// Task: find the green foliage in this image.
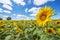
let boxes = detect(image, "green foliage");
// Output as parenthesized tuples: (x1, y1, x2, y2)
(0, 17, 3, 20)
(0, 20, 60, 40)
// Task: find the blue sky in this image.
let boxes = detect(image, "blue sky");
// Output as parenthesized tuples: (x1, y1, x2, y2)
(0, 0, 60, 20)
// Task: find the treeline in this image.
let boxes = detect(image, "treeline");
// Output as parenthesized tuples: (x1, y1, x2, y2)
(0, 17, 11, 20)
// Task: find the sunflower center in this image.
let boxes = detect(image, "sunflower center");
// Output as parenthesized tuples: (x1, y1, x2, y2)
(48, 29, 52, 33)
(57, 22, 60, 24)
(40, 15, 46, 21)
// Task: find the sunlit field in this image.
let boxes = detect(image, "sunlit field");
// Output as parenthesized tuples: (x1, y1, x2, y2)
(0, 0, 60, 39)
(0, 5, 60, 40)
(0, 20, 60, 40)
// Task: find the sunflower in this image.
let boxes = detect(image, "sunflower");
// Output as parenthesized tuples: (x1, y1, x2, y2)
(57, 28, 60, 34)
(44, 28, 56, 34)
(13, 22, 23, 34)
(36, 6, 54, 26)
(0, 26, 5, 32)
(0, 20, 5, 23)
(55, 20, 60, 26)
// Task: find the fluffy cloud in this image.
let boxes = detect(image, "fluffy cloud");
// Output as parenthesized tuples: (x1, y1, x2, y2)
(13, 14, 24, 17)
(25, 8, 28, 12)
(0, 8, 11, 13)
(3, 4, 12, 10)
(3, 15, 9, 20)
(0, 0, 12, 6)
(0, 14, 2, 17)
(3, 10, 11, 13)
(25, 7, 41, 16)
(13, 14, 16, 16)
(3, 15, 8, 18)
(23, 7, 41, 20)
(30, 13, 36, 16)
(28, 7, 41, 14)
(0, 14, 9, 20)
(16, 16, 35, 20)
(33, 0, 55, 6)
(12, 14, 26, 20)
(0, 13, 35, 20)
(0, 8, 3, 12)
(0, 0, 12, 14)
(12, 14, 35, 20)
(17, 14, 25, 17)
(13, 0, 26, 6)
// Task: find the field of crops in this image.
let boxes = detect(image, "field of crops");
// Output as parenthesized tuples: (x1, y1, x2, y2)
(0, 20, 60, 40)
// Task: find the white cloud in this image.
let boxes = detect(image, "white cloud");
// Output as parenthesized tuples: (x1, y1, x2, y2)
(33, 0, 55, 6)
(30, 13, 36, 16)
(13, 0, 26, 6)
(25, 8, 28, 12)
(17, 14, 24, 17)
(3, 4, 12, 10)
(28, 7, 41, 14)
(0, 14, 2, 17)
(0, 0, 12, 13)
(24, 17, 35, 20)
(16, 14, 36, 20)
(0, 8, 11, 14)
(3, 15, 8, 18)
(13, 14, 25, 17)
(12, 14, 35, 20)
(16, 16, 35, 20)
(0, 8, 3, 12)
(13, 14, 16, 16)
(3, 15, 9, 20)
(3, 10, 11, 13)
(25, 7, 41, 16)
(0, 14, 9, 20)
(0, 0, 12, 6)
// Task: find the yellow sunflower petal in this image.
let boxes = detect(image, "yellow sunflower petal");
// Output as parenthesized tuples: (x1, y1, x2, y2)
(55, 20, 60, 26)
(13, 22, 23, 34)
(57, 28, 60, 34)
(36, 6, 54, 26)
(44, 28, 56, 34)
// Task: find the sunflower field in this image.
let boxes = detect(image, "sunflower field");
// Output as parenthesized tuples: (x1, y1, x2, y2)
(0, 6, 60, 40)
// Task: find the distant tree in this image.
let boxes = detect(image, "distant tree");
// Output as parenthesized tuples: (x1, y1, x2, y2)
(0, 18, 3, 20)
(7, 17, 11, 20)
